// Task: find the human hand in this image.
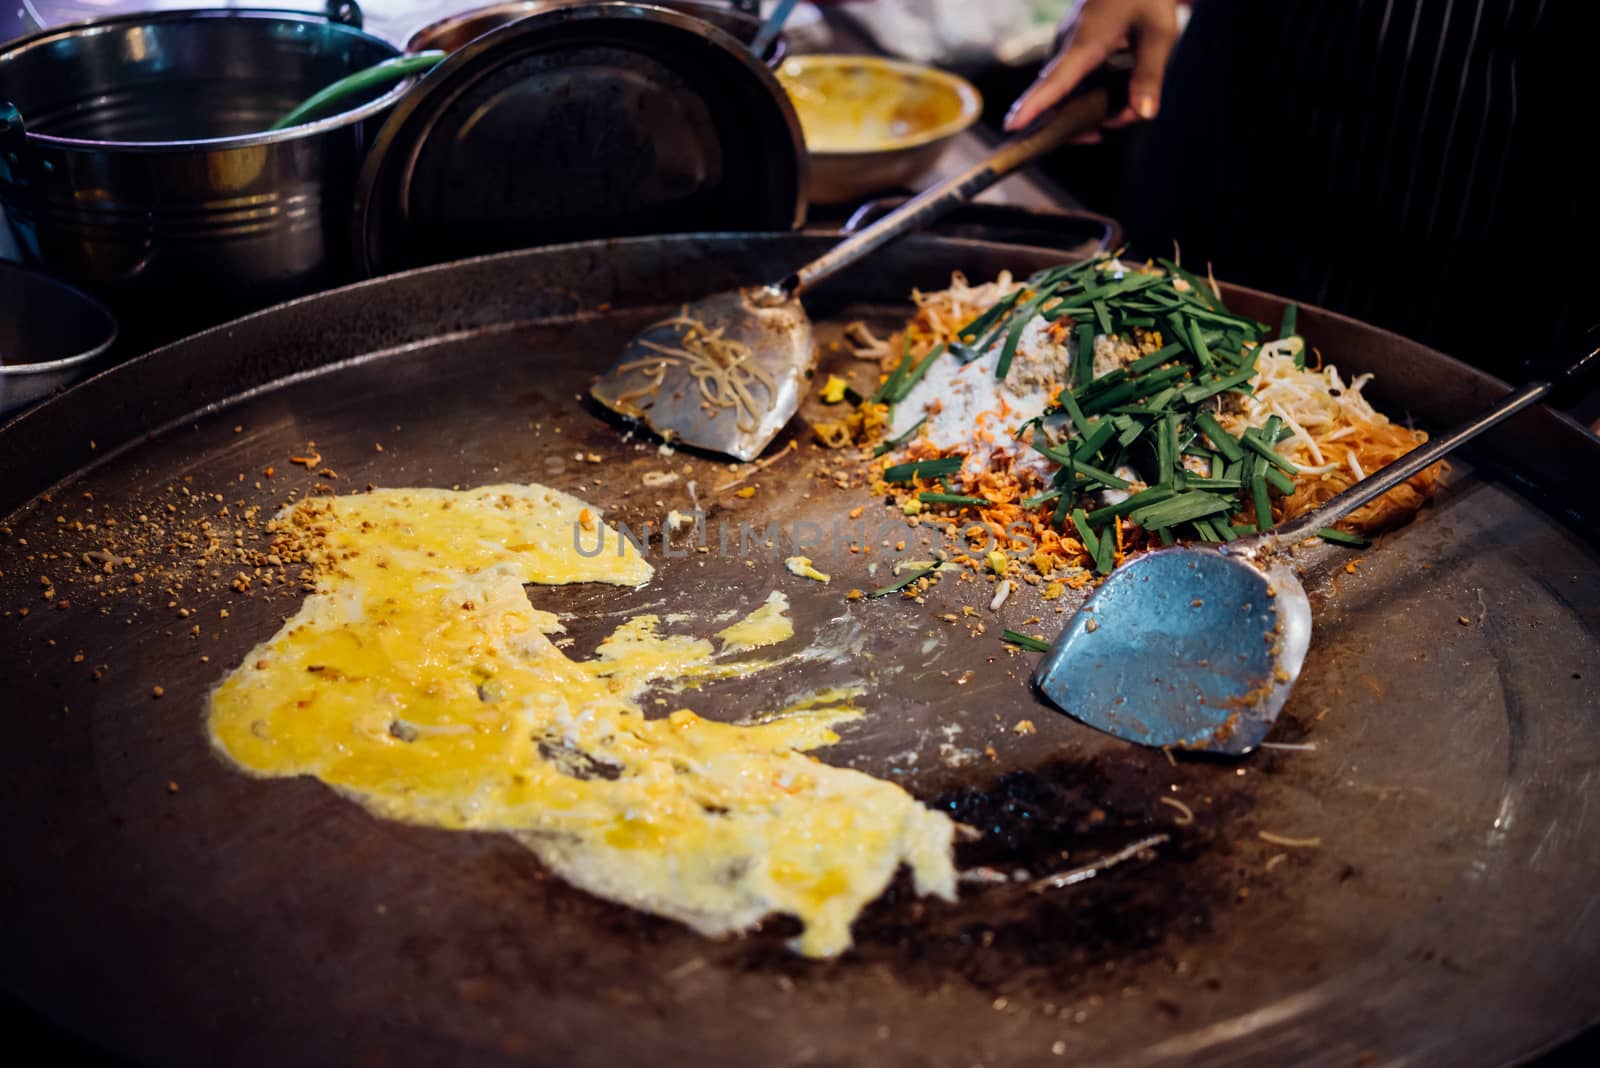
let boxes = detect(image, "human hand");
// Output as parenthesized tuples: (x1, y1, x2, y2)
(1004, 0, 1179, 134)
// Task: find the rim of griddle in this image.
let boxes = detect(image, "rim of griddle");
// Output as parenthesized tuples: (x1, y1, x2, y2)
(3, 231, 1595, 549)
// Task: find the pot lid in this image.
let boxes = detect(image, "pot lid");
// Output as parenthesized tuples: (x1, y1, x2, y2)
(355, 2, 808, 277)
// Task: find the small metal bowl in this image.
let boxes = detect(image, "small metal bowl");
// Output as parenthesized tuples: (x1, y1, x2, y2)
(0, 262, 118, 417)
(776, 54, 982, 205)
(406, 1, 787, 66)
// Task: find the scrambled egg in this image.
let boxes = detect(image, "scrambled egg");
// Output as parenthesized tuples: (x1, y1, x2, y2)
(784, 555, 832, 584)
(777, 58, 966, 153)
(209, 483, 955, 957)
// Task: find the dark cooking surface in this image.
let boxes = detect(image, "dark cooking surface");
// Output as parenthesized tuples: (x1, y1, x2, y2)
(1, 235, 1597, 1067)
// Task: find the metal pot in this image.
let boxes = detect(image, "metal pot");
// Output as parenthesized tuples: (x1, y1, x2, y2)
(0, 4, 408, 341)
(405, 1, 787, 66)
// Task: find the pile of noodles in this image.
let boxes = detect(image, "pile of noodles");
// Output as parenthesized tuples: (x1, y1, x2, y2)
(1226, 341, 1445, 533)
(874, 278, 1443, 539)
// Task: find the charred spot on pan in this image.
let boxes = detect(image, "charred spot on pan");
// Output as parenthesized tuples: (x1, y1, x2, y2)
(741, 756, 1258, 999)
(939, 758, 1184, 876)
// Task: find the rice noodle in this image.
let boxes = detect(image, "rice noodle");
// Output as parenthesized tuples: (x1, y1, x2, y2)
(910, 271, 1023, 340)
(614, 309, 778, 433)
(1223, 349, 1445, 533)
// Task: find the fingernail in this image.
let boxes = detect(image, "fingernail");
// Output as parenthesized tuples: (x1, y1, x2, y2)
(1136, 96, 1158, 120)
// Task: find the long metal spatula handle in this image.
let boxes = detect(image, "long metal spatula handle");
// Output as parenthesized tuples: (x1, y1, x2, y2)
(1271, 338, 1600, 546)
(777, 58, 1132, 300)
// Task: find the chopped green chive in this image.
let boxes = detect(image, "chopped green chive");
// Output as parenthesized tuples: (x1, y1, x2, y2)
(1073, 323, 1097, 389)
(995, 315, 1028, 381)
(1317, 528, 1371, 548)
(1056, 383, 1094, 437)
(1191, 323, 1216, 371)
(873, 415, 928, 457)
(1093, 525, 1117, 573)
(1194, 411, 1244, 463)
(918, 492, 991, 507)
(1002, 629, 1052, 653)
(1264, 466, 1296, 495)
(1071, 457, 1132, 490)
(1240, 429, 1300, 474)
(1092, 299, 1113, 336)
(1052, 487, 1074, 527)
(1156, 413, 1176, 488)
(1181, 364, 1258, 405)
(1081, 379, 1138, 414)
(867, 563, 949, 599)
(1184, 476, 1245, 491)
(1128, 363, 1194, 401)
(1086, 485, 1176, 525)
(1278, 303, 1298, 341)
(1128, 491, 1234, 530)
(868, 334, 913, 404)
(956, 290, 1022, 346)
(883, 456, 964, 483)
(1250, 473, 1272, 530)
(1073, 419, 1116, 462)
(1070, 508, 1101, 557)
(1127, 342, 1185, 374)
(888, 342, 948, 403)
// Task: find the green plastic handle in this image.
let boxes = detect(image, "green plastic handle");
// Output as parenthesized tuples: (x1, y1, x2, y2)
(269, 51, 445, 131)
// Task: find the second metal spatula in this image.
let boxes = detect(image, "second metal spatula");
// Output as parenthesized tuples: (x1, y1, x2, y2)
(1033, 337, 1600, 755)
(591, 55, 1133, 461)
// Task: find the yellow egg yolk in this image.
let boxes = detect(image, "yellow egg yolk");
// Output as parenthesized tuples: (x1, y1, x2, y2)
(208, 483, 955, 957)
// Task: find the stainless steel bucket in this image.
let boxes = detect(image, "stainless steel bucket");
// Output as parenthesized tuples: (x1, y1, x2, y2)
(0, 6, 407, 340)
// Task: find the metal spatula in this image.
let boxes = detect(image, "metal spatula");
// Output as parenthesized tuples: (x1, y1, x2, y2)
(1033, 339, 1600, 755)
(590, 55, 1133, 461)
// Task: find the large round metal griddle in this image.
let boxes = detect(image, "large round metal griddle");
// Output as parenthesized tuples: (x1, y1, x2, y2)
(1, 234, 1597, 1068)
